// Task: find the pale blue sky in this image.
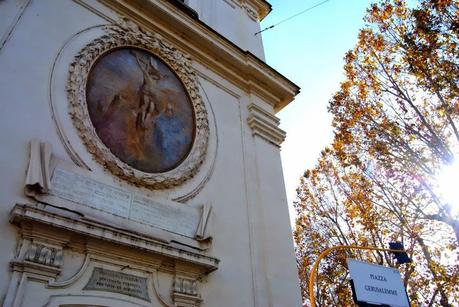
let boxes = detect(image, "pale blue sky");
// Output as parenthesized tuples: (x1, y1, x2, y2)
(261, 0, 376, 222)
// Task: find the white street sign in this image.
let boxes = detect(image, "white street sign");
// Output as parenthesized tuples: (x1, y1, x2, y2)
(347, 259, 410, 307)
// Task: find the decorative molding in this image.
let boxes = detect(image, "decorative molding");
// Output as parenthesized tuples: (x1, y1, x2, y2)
(242, 2, 258, 21)
(24, 243, 63, 268)
(7, 240, 63, 302)
(48, 255, 91, 289)
(173, 276, 199, 296)
(222, 0, 239, 9)
(223, 0, 271, 21)
(48, 24, 104, 171)
(10, 203, 220, 274)
(172, 79, 219, 203)
(8, 203, 219, 306)
(97, 0, 299, 112)
(67, 19, 209, 189)
(245, 0, 271, 21)
(172, 276, 202, 307)
(10, 260, 62, 279)
(247, 103, 286, 147)
(152, 270, 175, 307)
(50, 25, 218, 202)
(22, 139, 214, 249)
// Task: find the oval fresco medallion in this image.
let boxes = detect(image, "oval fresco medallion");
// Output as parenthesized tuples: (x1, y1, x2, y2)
(86, 48, 195, 173)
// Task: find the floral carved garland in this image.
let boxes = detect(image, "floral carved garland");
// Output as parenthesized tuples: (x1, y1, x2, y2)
(67, 20, 209, 189)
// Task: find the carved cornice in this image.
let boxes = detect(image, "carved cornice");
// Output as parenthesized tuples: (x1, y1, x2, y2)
(97, 0, 299, 112)
(246, 0, 272, 21)
(10, 261, 62, 279)
(247, 103, 286, 146)
(229, 0, 272, 21)
(67, 20, 209, 189)
(222, 0, 269, 21)
(242, 2, 259, 21)
(10, 204, 220, 275)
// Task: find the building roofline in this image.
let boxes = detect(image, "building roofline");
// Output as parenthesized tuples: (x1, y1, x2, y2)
(100, 0, 299, 112)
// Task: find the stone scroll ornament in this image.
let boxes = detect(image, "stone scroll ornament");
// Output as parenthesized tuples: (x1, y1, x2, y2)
(67, 19, 209, 189)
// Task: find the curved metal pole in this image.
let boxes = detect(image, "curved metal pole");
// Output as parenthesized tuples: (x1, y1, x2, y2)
(308, 245, 405, 307)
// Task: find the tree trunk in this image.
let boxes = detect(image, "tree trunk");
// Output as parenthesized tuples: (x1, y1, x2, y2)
(415, 236, 451, 306)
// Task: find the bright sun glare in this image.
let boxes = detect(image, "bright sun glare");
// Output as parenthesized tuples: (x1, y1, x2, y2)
(437, 161, 459, 215)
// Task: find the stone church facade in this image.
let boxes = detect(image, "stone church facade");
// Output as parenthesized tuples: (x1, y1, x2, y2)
(0, 0, 301, 306)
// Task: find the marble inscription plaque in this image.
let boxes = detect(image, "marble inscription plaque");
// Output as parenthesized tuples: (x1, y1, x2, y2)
(84, 268, 150, 301)
(50, 167, 201, 238)
(130, 195, 200, 238)
(51, 168, 131, 217)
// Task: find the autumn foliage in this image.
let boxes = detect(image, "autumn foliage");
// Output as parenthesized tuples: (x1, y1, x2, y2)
(294, 0, 459, 305)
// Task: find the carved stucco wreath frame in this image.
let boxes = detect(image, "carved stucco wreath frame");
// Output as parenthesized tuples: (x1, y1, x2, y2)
(67, 20, 209, 189)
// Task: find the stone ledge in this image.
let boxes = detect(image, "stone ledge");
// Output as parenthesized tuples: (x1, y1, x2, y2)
(97, 0, 299, 112)
(10, 203, 219, 275)
(248, 103, 286, 146)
